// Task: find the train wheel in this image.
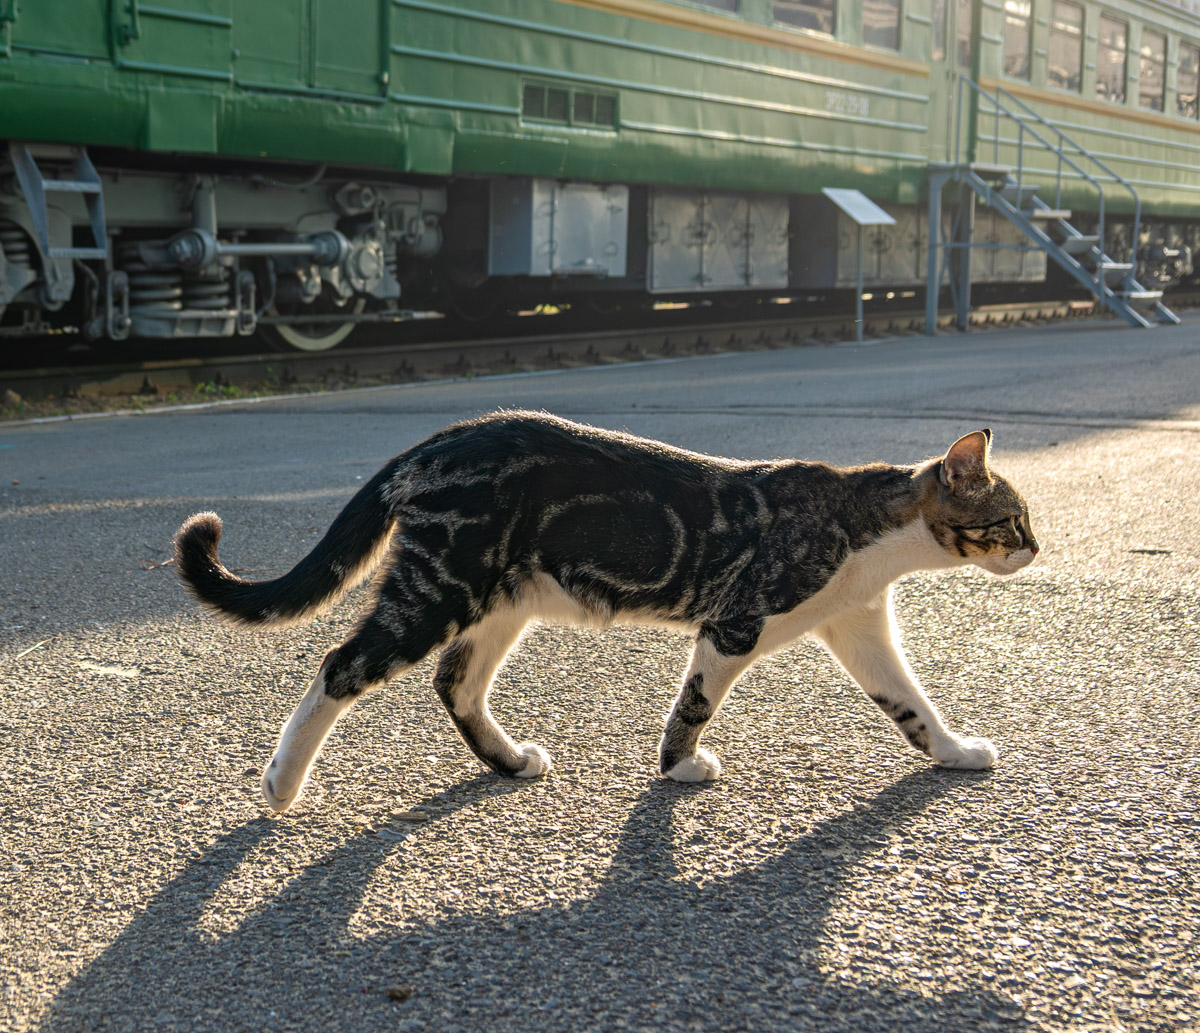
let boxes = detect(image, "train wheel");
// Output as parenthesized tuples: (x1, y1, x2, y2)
(264, 298, 366, 352)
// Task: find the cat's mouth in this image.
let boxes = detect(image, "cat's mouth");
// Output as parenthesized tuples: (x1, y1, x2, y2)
(977, 548, 1038, 576)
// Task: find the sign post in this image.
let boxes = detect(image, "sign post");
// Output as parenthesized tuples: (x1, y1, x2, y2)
(821, 188, 896, 345)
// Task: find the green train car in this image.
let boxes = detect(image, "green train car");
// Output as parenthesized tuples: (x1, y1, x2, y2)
(2, 0, 1198, 348)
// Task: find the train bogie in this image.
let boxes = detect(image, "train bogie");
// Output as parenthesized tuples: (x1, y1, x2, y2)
(0, 142, 445, 344)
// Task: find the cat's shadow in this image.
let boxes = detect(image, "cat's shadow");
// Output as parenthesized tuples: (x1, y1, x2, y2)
(39, 769, 1029, 1032)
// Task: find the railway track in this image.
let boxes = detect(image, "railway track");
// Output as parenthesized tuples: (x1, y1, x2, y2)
(0, 295, 1170, 420)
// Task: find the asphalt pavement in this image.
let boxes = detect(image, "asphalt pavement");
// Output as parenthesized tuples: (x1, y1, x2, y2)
(1, 314, 1197, 1032)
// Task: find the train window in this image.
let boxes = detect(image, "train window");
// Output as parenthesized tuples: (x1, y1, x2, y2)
(956, 0, 973, 69)
(774, 0, 835, 36)
(1003, 0, 1032, 79)
(1178, 42, 1200, 119)
(931, 0, 946, 60)
(1139, 30, 1166, 111)
(1096, 16, 1127, 103)
(1048, 1, 1083, 92)
(863, 0, 900, 49)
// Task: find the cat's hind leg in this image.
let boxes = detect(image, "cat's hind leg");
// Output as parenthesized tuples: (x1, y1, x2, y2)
(433, 608, 550, 778)
(659, 635, 753, 782)
(262, 613, 442, 812)
(814, 592, 997, 770)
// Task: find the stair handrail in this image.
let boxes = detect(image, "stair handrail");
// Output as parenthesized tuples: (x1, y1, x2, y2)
(978, 78, 1141, 213)
(954, 76, 1145, 291)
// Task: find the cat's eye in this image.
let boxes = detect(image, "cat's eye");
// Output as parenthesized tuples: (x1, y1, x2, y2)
(950, 517, 1017, 533)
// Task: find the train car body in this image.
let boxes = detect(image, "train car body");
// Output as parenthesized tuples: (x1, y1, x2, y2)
(1, 0, 1198, 347)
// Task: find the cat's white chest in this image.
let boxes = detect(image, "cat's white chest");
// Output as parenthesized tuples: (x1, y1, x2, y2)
(754, 518, 955, 656)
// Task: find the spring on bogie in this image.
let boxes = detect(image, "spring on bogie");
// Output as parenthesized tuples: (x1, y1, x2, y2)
(183, 267, 230, 310)
(0, 223, 33, 268)
(121, 244, 183, 311)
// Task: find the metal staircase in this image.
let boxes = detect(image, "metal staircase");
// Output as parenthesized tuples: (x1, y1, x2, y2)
(9, 142, 108, 263)
(926, 77, 1180, 331)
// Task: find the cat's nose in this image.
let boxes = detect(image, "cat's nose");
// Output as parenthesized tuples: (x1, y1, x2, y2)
(1028, 539, 1040, 556)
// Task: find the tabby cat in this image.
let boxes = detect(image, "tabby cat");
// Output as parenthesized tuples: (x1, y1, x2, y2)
(175, 411, 1038, 813)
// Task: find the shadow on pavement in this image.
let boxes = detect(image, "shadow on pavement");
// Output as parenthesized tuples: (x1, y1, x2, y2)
(40, 770, 1030, 1033)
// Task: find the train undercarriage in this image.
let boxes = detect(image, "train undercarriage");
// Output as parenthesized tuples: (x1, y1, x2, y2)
(1, 142, 1194, 351)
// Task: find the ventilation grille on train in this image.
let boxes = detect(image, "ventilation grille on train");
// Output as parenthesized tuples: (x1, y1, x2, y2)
(522, 83, 616, 127)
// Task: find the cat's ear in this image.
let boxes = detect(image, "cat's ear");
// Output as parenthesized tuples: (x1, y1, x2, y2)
(940, 429, 992, 488)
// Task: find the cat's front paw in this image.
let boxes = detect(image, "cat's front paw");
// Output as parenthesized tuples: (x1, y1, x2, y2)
(932, 735, 998, 771)
(664, 747, 723, 783)
(261, 760, 302, 814)
(514, 742, 552, 778)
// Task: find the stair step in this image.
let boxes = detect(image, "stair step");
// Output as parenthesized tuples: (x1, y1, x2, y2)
(1060, 235, 1099, 256)
(999, 182, 1040, 206)
(1096, 262, 1132, 286)
(39, 179, 102, 195)
(1027, 208, 1072, 221)
(1121, 290, 1163, 311)
(969, 162, 1014, 181)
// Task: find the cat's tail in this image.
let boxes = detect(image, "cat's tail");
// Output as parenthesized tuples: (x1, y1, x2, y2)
(174, 461, 400, 628)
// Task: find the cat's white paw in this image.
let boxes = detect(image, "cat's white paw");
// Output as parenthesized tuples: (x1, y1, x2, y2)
(514, 742, 552, 778)
(261, 760, 302, 814)
(664, 747, 723, 783)
(933, 735, 998, 770)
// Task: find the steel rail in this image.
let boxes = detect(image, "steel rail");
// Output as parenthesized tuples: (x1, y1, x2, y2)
(0, 299, 1121, 409)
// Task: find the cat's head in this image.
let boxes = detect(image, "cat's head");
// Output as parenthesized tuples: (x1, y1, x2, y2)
(923, 429, 1038, 576)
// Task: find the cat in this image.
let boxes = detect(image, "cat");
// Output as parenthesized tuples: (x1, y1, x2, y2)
(174, 410, 1038, 813)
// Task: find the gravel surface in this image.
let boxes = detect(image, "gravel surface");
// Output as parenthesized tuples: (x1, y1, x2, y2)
(1, 316, 1197, 1032)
